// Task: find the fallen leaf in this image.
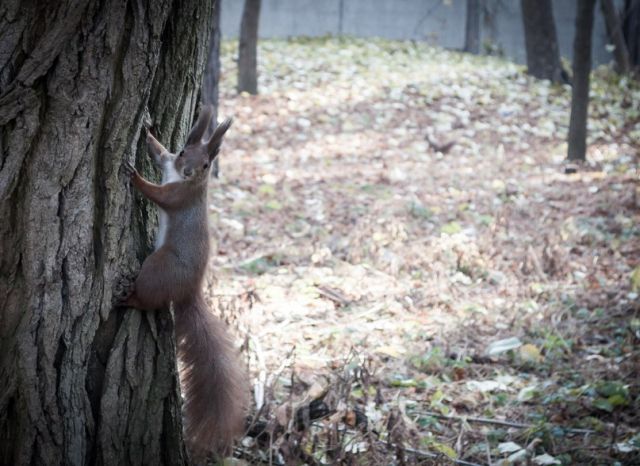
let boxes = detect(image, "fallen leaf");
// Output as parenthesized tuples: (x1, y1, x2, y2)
(441, 221, 462, 235)
(374, 345, 407, 358)
(519, 343, 542, 363)
(486, 337, 522, 356)
(498, 441, 522, 454)
(533, 453, 561, 465)
(517, 385, 539, 403)
(466, 380, 507, 393)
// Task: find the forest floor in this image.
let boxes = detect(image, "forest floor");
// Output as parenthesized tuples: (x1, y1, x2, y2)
(207, 38, 640, 465)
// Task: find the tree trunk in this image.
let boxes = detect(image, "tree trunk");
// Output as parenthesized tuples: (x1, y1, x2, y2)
(464, 0, 481, 54)
(568, 0, 597, 162)
(0, 0, 213, 464)
(601, 0, 631, 73)
(622, 0, 640, 69)
(521, 0, 566, 82)
(203, 0, 222, 177)
(237, 0, 262, 95)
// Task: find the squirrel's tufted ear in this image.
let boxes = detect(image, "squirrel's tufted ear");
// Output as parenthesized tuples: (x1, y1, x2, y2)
(186, 105, 213, 146)
(146, 130, 169, 162)
(206, 117, 232, 161)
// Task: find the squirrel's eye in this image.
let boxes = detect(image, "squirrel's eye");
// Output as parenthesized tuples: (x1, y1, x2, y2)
(178, 150, 184, 157)
(203, 163, 209, 169)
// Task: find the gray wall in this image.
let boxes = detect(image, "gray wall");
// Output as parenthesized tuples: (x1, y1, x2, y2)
(221, 0, 618, 67)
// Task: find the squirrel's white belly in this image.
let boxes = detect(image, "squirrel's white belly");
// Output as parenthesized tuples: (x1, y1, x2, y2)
(155, 158, 182, 250)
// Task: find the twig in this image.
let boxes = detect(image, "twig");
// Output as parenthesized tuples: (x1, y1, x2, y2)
(329, 423, 484, 466)
(417, 411, 595, 435)
(484, 435, 492, 466)
(398, 444, 483, 466)
(610, 411, 620, 450)
(425, 133, 456, 154)
(526, 245, 548, 283)
(314, 284, 351, 307)
(302, 421, 484, 466)
(554, 445, 609, 455)
(234, 446, 285, 466)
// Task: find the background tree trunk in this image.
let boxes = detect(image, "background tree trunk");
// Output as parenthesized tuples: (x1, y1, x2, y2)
(203, 0, 223, 177)
(238, 0, 262, 95)
(521, 0, 566, 82)
(600, 0, 631, 73)
(568, 0, 597, 162)
(0, 0, 213, 464)
(622, 0, 640, 70)
(464, 0, 481, 54)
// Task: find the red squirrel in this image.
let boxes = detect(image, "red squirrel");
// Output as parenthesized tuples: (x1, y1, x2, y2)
(121, 106, 247, 455)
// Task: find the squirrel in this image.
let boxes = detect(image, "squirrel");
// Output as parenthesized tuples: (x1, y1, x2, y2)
(120, 106, 247, 456)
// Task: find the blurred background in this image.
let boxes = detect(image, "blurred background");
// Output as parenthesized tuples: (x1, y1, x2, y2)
(221, 0, 626, 66)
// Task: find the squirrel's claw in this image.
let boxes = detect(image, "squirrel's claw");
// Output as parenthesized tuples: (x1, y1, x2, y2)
(122, 161, 138, 181)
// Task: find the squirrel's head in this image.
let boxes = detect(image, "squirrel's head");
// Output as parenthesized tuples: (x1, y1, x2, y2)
(146, 106, 232, 183)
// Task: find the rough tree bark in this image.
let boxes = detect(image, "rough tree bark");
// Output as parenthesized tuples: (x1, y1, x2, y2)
(203, 0, 222, 177)
(0, 0, 213, 465)
(464, 0, 481, 54)
(601, 0, 631, 73)
(568, 0, 597, 162)
(238, 0, 262, 95)
(521, 0, 566, 82)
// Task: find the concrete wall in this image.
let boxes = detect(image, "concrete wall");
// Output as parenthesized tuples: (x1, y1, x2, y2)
(221, 0, 619, 67)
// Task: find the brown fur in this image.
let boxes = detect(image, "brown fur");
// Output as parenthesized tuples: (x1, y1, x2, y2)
(121, 109, 246, 455)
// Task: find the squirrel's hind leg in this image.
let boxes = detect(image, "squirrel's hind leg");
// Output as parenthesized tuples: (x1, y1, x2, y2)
(113, 276, 156, 311)
(121, 291, 147, 311)
(113, 276, 151, 311)
(128, 247, 179, 311)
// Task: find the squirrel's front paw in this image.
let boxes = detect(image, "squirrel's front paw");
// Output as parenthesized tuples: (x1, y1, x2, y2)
(122, 161, 138, 182)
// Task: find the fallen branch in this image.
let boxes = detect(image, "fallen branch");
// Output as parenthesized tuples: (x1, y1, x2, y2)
(234, 435, 484, 466)
(328, 424, 484, 466)
(425, 133, 456, 154)
(314, 284, 351, 307)
(417, 411, 595, 435)
(387, 443, 483, 466)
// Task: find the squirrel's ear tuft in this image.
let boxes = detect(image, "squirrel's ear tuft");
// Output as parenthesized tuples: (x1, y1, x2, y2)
(147, 131, 168, 161)
(206, 117, 233, 161)
(186, 105, 214, 146)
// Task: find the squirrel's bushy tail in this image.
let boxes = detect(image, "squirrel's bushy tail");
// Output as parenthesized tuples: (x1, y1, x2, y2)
(175, 293, 247, 455)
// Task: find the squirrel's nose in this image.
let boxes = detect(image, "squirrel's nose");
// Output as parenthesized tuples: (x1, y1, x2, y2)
(184, 168, 193, 177)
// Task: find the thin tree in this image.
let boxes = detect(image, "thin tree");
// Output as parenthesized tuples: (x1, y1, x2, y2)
(601, 0, 631, 73)
(464, 0, 481, 54)
(0, 0, 215, 463)
(521, 0, 566, 82)
(238, 0, 262, 95)
(203, 0, 223, 177)
(568, 0, 597, 162)
(622, 0, 640, 69)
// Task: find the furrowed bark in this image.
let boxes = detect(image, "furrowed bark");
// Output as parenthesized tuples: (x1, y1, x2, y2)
(0, 0, 213, 464)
